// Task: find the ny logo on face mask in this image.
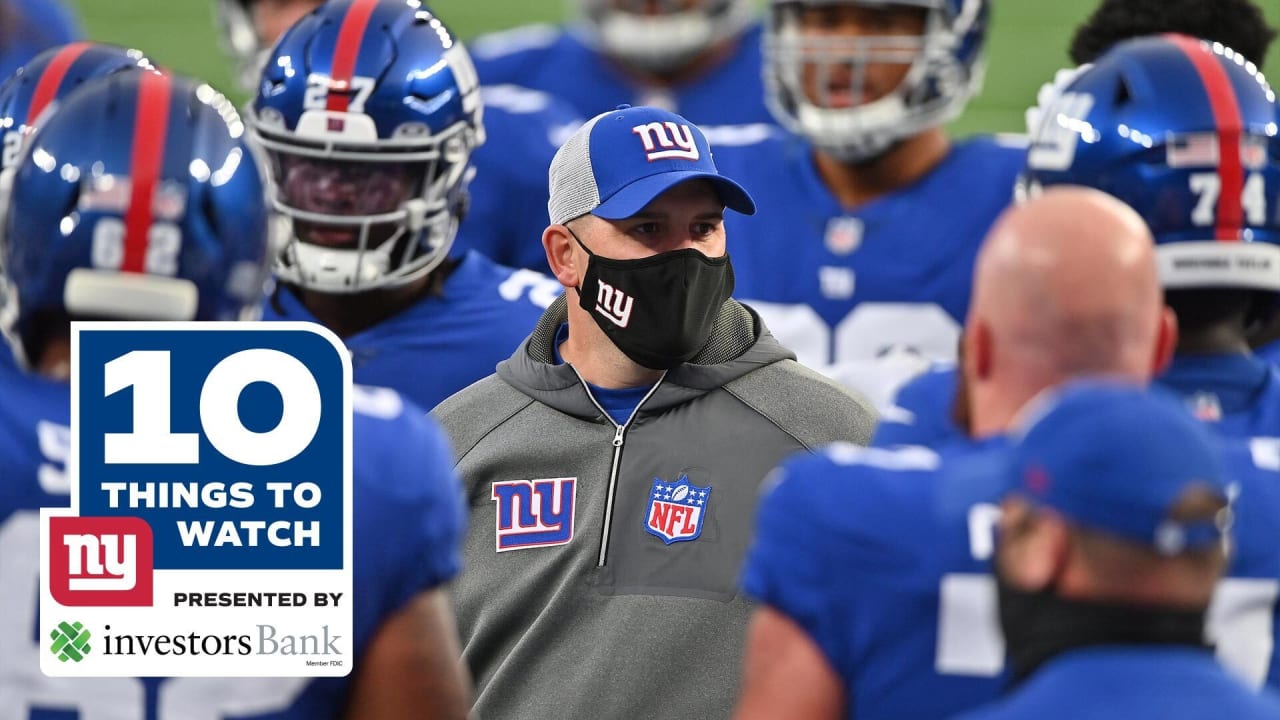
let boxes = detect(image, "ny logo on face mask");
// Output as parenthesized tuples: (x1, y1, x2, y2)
(596, 280, 634, 328)
(631, 121, 700, 162)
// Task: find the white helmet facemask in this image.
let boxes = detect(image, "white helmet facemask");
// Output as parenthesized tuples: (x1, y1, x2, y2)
(766, 0, 985, 162)
(249, 107, 478, 294)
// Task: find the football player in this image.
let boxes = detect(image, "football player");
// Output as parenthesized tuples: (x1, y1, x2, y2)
(0, 42, 153, 370)
(248, 0, 565, 411)
(0, 42, 152, 173)
(216, 0, 583, 273)
(736, 186, 1176, 720)
(877, 0, 1279, 446)
(865, 33, 1280, 696)
(0, 68, 471, 718)
(711, 0, 1024, 411)
(469, 0, 772, 125)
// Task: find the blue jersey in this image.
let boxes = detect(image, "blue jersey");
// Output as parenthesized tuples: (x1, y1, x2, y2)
(0, 362, 467, 718)
(0, 0, 80, 83)
(1158, 353, 1280, 438)
(954, 648, 1280, 720)
(745, 434, 1280, 719)
(1214, 438, 1280, 689)
(874, 362, 964, 448)
(1258, 339, 1280, 366)
(469, 23, 773, 126)
(455, 86, 583, 274)
(743, 439, 1012, 720)
(263, 251, 561, 411)
(879, 352, 1280, 447)
(713, 131, 1024, 408)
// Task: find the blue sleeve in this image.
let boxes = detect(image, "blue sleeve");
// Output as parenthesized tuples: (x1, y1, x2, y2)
(741, 453, 847, 670)
(0, 0, 82, 80)
(352, 393, 466, 630)
(469, 25, 561, 87)
(874, 365, 965, 447)
(17, 0, 80, 42)
(1257, 339, 1280, 367)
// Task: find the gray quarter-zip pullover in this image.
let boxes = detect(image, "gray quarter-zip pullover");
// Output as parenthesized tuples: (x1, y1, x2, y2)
(434, 296, 876, 720)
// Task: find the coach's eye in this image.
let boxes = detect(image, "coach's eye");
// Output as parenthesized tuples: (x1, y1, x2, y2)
(692, 221, 719, 237)
(630, 222, 661, 236)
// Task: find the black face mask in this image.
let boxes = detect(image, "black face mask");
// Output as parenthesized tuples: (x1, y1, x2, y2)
(570, 229, 734, 370)
(997, 572, 1210, 686)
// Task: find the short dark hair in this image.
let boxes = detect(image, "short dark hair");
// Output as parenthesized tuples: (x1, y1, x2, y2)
(1070, 0, 1277, 67)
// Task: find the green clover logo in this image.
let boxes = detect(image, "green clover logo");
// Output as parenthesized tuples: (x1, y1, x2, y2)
(50, 620, 91, 663)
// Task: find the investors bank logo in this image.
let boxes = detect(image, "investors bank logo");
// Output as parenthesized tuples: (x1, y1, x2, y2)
(50, 620, 91, 663)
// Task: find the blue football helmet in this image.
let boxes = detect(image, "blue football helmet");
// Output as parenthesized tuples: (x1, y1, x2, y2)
(0, 70, 272, 368)
(248, 0, 484, 294)
(1024, 34, 1280, 292)
(0, 42, 152, 171)
(577, 0, 756, 72)
(765, 0, 988, 162)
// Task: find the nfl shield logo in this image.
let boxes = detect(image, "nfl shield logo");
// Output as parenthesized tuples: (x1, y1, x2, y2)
(825, 216, 863, 255)
(1188, 393, 1223, 423)
(644, 475, 710, 545)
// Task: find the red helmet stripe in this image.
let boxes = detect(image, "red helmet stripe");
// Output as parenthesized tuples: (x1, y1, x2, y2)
(121, 71, 172, 274)
(26, 41, 92, 126)
(1168, 34, 1245, 242)
(327, 0, 380, 113)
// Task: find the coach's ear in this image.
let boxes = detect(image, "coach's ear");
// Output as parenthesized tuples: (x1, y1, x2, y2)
(964, 322, 993, 383)
(543, 223, 580, 291)
(1151, 305, 1178, 376)
(997, 497, 1068, 593)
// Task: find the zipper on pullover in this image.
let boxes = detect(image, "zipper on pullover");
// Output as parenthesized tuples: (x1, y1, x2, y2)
(569, 368, 666, 567)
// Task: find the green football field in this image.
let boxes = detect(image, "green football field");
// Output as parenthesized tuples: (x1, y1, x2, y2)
(68, 0, 1280, 137)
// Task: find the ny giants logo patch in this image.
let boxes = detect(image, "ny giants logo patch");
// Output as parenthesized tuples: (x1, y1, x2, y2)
(491, 477, 576, 552)
(644, 475, 710, 544)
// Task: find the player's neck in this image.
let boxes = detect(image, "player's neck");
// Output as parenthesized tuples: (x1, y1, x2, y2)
(610, 35, 739, 88)
(296, 261, 452, 339)
(812, 128, 951, 209)
(1175, 322, 1252, 356)
(561, 305, 664, 390)
(36, 335, 72, 381)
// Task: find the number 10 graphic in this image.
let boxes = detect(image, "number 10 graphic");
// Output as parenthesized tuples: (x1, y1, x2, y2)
(104, 348, 322, 467)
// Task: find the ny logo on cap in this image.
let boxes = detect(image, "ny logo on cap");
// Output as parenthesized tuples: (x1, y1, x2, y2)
(632, 122, 700, 162)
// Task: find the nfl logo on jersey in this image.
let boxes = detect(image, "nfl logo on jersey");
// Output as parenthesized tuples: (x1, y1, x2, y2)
(824, 216, 863, 255)
(644, 475, 711, 545)
(1187, 392, 1223, 423)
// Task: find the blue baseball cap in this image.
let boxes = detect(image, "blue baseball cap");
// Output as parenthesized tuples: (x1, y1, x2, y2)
(1006, 381, 1231, 556)
(547, 105, 756, 225)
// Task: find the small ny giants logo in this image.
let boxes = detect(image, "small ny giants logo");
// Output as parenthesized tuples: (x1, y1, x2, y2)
(595, 280, 634, 328)
(632, 121, 700, 162)
(491, 478, 576, 552)
(49, 516, 154, 607)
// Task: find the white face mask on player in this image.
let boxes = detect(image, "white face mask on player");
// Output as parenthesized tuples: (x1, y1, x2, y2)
(577, 0, 756, 72)
(764, 0, 988, 162)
